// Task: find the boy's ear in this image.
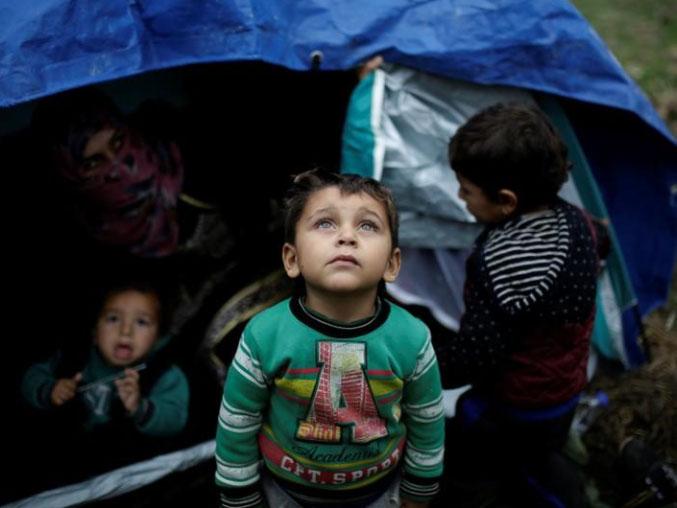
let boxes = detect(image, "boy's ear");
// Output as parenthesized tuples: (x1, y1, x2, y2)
(383, 247, 401, 283)
(282, 243, 301, 279)
(497, 189, 518, 217)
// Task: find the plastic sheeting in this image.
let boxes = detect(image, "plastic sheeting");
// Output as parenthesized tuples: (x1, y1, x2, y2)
(344, 65, 534, 248)
(387, 247, 470, 331)
(0, 0, 674, 144)
(3, 440, 215, 508)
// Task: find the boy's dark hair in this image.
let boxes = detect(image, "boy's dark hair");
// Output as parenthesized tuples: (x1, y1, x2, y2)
(448, 102, 570, 212)
(283, 169, 399, 249)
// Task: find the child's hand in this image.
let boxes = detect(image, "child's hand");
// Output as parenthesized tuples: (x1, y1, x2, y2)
(51, 372, 82, 406)
(357, 55, 383, 80)
(115, 368, 141, 415)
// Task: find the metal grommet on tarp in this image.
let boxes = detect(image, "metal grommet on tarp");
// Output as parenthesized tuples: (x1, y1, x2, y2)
(310, 50, 323, 70)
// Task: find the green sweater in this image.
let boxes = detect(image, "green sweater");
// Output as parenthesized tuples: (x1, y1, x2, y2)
(215, 298, 444, 506)
(21, 346, 189, 437)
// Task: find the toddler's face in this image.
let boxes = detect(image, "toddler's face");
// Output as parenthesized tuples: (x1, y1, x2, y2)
(95, 290, 160, 367)
(456, 173, 506, 224)
(283, 186, 400, 296)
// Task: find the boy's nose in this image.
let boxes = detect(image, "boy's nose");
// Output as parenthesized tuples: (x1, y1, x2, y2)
(337, 228, 357, 246)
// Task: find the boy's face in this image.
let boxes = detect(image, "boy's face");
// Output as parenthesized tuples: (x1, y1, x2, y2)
(282, 187, 400, 298)
(95, 290, 160, 367)
(456, 173, 508, 224)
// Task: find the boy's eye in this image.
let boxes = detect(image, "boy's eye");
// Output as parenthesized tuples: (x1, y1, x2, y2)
(359, 221, 378, 232)
(315, 219, 334, 229)
(136, 317, 151, 327)
(104, 313, 120, 324)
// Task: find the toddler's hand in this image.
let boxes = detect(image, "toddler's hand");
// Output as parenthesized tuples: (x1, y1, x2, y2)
(115, 368, 141, 415)
(51, 372, 82, 406)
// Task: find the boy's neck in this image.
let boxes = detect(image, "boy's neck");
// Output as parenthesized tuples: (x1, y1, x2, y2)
(304, 288, 379, 323)
(500, 203, 553, 224)
(518, 202, 555, 217)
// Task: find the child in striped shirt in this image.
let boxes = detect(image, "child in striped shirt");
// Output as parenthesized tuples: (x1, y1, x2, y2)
(444, 102, 607, 506)
(215, 170, 444, 508)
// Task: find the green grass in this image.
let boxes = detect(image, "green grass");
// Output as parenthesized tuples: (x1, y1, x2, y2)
(570, 0, 677, 134)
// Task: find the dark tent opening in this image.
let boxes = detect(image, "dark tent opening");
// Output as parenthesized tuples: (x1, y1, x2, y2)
(1, 61, 360, 506)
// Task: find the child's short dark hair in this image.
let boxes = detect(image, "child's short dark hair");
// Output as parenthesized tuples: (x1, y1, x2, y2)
(448, 102, 570, 212)
(284, 169, 399, 249)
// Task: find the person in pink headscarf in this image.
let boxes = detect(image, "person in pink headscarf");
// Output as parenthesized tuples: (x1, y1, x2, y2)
(32, 88, 185, 258)
(30, 87, 277, 348)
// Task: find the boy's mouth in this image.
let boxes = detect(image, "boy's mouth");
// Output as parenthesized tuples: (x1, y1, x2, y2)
(113, 344, 133, 360)
(330, 255, 359, 266)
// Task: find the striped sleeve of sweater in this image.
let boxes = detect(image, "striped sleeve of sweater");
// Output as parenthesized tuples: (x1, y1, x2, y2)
(215, 328, 269, 508)
(445, 205, 576, 387)
(481, 207, 571, 316)
(400, 328, 445, 502)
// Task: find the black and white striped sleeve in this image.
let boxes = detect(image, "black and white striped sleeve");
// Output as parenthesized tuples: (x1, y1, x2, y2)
(443, 209, 571, 387)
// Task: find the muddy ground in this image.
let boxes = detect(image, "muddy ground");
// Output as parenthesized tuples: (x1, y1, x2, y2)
(582, 285, 677, 506)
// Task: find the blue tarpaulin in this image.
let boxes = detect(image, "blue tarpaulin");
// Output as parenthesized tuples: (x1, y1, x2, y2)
(0, 0, 673, 141)
(0, 0, 675, 316)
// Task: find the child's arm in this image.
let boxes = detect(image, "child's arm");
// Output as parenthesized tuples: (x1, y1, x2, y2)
(216, 328, 270, 508)
(122, 366, 189, 437)
(21, 354, 82, 409)
(401, 332, 445, 506)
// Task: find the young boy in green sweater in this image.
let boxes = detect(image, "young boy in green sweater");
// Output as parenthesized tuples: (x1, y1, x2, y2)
(215, 170, 444, 507)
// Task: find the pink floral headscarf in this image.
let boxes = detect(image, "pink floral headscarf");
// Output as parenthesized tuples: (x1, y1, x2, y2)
(56, 125, 184, 258)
